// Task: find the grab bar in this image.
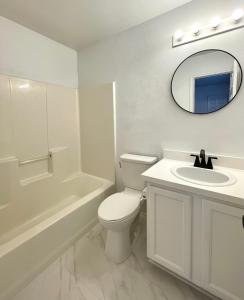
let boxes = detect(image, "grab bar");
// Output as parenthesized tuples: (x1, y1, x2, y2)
(19, 152, 52, 166)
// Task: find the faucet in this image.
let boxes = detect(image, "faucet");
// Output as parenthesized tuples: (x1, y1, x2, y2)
(191, 149, 218, 169)
(200, 149, 207, 168)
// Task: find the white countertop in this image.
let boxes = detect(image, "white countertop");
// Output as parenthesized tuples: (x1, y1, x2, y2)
(142, 159, 244, 207)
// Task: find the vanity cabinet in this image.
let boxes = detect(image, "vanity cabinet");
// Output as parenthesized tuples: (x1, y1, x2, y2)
(147, 187, 192, 279)
(147, 185, 244, 300)
(201, 200, 244, 300)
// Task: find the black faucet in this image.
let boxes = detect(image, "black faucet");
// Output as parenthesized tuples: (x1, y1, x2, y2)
(200, 149, 207, 168)
(191, 149, 218, 169)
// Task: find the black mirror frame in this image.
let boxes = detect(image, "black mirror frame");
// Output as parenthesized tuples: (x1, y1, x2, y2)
(171, 49, 243, 115)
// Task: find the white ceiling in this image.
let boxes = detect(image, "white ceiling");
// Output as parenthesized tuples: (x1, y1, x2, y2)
(0, 0, 191, 50)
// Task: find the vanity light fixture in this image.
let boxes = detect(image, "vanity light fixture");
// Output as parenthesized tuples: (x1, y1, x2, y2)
(211, 16, 221, 29)
(172, 8, 244, 47)
(174, 29, 184, 41)
(232, 9, 244, 23)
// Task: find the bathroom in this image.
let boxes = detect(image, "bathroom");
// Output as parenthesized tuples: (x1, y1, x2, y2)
(0, 0, 243, 299)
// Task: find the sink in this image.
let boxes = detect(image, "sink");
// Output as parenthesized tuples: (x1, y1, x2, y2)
(171, 165, 236, 187)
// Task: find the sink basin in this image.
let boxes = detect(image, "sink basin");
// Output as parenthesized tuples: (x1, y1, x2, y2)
(171, 165, 236, 187)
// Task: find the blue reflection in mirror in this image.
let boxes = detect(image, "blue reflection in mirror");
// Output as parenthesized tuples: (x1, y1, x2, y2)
(194, 73, 231, 114)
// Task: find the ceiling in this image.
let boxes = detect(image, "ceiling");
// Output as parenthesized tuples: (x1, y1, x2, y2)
(0, 0, 192, 50)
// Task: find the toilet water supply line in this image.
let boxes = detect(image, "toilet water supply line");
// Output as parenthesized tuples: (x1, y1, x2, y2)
(140, 187, 148, 204)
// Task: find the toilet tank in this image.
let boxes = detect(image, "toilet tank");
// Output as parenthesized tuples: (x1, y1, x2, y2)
(120, 154, 157, 191)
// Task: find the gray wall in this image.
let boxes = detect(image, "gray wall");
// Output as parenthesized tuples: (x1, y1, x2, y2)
(78, 0, 244, 185)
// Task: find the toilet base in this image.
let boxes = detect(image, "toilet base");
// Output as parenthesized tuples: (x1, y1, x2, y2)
(105, 228, 131, 263)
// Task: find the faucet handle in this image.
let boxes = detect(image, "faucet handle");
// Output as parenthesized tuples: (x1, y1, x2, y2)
(207, 156, 218, 169)
(190, 154, 201, 167)
(200, 149, 205, 157)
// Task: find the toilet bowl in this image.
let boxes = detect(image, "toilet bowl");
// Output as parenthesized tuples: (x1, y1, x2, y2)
(98, 188, 142, 263)
(98, 153, 157, 264)
(98, 153, 157, 263)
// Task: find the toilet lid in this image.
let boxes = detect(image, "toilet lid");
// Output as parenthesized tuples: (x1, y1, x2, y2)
(98, 192, 140, 221)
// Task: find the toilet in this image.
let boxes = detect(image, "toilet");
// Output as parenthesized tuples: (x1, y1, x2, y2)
(98, 153, 157, 263)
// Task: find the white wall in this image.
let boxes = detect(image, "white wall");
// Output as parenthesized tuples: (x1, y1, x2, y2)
(78, 0, 244, 180)
(0, 17, 78, 88)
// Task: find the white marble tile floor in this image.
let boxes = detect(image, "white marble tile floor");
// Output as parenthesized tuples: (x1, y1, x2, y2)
(12, 215, 212, 300)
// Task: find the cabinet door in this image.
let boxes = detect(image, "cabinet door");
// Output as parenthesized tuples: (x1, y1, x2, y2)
(202, 200, 244, 300)
(147, 186, 192, 279)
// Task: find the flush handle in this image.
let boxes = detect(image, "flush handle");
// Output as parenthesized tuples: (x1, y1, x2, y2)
(242, 215, 244, 229)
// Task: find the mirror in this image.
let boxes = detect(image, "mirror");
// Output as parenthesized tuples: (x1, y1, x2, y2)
(171, 50, 242, 114)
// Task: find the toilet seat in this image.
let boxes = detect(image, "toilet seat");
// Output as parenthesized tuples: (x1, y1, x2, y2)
(98, 191, 141, 222)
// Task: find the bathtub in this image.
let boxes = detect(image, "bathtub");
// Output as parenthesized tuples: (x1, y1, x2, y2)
(0, 173, 114, 300)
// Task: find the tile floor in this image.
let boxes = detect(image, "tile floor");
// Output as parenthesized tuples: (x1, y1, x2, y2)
(13, 215, 212, 300)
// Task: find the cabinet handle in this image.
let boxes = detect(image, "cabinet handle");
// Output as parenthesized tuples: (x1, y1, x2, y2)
(243, 215, 244, 229)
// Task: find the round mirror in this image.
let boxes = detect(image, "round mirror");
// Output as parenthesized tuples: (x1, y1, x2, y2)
(171, 49, 242, 114)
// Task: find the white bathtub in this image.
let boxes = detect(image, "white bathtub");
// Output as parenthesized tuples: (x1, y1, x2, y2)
(0, 173, 114, 300)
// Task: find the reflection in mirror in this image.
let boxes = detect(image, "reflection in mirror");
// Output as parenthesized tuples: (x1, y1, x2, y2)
(171, 50, 242, 114)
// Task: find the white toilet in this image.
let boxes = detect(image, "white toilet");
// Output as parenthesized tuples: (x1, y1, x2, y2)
(98, 153, 157, 263)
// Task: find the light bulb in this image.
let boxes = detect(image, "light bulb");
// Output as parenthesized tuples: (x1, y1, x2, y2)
(174, 29, 184, 41)
(232, 9, 244, 23)
(211, 16, 221, 29)
(192, 23, 201, 36)
(19, 83, 30, 89)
